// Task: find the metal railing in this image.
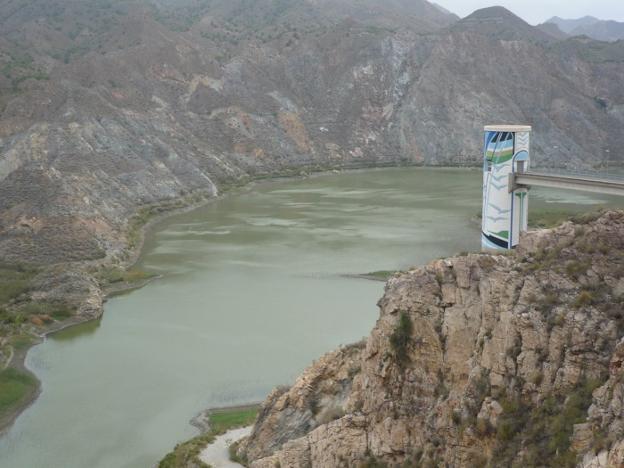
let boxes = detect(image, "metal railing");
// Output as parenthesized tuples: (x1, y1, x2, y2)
(528, 167, 624, 182)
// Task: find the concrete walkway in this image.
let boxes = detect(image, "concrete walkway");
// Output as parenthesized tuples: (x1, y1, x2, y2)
(198, 426, 252, 468)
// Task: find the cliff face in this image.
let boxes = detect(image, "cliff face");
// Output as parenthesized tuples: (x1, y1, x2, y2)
(239, 211, 624, 467)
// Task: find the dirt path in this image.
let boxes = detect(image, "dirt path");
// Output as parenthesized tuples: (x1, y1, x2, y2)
(198, 426, 252, 468)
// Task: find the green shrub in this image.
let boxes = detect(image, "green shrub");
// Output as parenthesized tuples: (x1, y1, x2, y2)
(546, 312, 566, 332)
(50, 308, 73, 319)
(591, 428, 614, 454)
(565, 260, 590, 279)
(574, 291, 595, 308)
(390, 312, 413, 365)
(434, 370, 450, 400)
(363, 271, 396, 281)
(531, 371, 544, 386)
(570, 209, 607, 225)
(496, 397, 526, 442)
(228, 439, 248, 465)
(359, 454, 388, 468)
(506, 335, 522, 360)
(476, 418, 494, 436)
(493, 379, 603, 467)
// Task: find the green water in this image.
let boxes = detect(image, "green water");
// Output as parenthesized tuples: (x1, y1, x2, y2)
(0, 168, 620, 468)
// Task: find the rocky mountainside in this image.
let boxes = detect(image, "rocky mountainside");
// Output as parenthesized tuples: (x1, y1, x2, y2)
(237, 210, 624, 467)
(546, 16, 624, 42)
(1, 1, 624, 267)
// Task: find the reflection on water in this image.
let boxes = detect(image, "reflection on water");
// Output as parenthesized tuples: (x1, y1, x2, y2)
(0, 168, 621, 468)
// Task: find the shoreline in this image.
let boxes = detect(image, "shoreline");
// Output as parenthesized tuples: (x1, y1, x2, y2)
(0, 163, 476, 435)
(0, 337, 41, 436)
(160, 404, 260, 467)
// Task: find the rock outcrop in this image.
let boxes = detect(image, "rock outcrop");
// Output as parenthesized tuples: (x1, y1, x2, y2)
(239, 211, 624, 467)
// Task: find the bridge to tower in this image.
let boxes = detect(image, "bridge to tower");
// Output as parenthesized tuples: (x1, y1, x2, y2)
(481, 125, 624, 251)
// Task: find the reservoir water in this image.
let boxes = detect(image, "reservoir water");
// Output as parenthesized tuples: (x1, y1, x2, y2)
(0, 168, 620, 468)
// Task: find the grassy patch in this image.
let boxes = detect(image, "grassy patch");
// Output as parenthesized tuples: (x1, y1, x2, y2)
(528, 209, 574, 229)
(158, 405, 259, 468)
(361, 271, 396, 281)
(9, 334, 35, 351)
(0, 368, 38, 420)
(209, 406, 258, 433)
(528, 207, 606, 229)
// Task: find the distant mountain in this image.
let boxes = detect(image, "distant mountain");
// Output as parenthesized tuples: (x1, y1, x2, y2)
(455, 6, 554, 42)
(546, 16, 624, 42)
(547, 16, 601, 34)
(536, 22, 569, 40)
(306, 0, 458, 30)
(430, 2, 457, 18)
(0, 1, 623, 265)
(572, 20, 624, 42)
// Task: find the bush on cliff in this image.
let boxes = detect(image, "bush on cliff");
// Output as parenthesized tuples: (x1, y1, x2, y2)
(390, 312, 413, 365)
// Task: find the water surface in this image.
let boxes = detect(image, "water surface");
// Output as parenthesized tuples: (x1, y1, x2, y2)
(0, 168, 620, 468)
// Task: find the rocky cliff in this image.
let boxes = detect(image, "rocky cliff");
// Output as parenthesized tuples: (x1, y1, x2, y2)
(238, 210, 624, 467)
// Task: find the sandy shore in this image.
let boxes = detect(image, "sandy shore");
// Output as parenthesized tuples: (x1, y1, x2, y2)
(199, 426, 252, 467)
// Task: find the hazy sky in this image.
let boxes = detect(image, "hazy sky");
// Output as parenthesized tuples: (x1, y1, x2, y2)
(434, 0, 624, 25)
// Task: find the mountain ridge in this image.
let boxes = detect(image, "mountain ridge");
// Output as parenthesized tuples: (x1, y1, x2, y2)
(0, 1, 623, 268)
(546, 15, 624, 42)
